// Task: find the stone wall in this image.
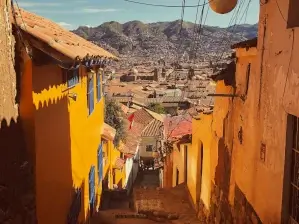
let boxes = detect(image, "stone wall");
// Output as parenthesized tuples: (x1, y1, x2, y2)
(0, 0, 18, 124)
(197, 183, 263, 224)
(0, 1, 36, 223)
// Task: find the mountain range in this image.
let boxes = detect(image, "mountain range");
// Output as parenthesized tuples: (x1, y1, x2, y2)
(72, 20, 258, 61)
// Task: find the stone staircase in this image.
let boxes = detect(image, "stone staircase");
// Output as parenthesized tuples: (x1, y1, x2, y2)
(133, 184, 202, 224)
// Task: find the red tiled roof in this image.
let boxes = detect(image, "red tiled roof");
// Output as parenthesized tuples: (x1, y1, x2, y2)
(164, 114, 192, 140)
(12, 8, 116, 60)
(141, 119, 163, 137)
(131, 109, 154, 126)
(122, 120, 145, 154)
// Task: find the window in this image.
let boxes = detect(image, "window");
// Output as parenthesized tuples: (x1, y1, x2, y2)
(88, 166, 96, 204)
(96, 71, 101, 102)
(287, 0, 299, 28)
(289, 115, 299, 223)
(66, 68, 79, 87)
(146, 145, 153, 152)
(87, 73, 94, 115)
(97, 143, 103, 182)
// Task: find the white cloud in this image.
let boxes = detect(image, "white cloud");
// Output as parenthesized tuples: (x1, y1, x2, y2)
(18, 2, 61, 7)
(57, 22, 72, 28)
(82, 8, 121, 13)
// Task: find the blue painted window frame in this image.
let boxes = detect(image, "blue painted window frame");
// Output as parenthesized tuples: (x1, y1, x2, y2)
(67, 68, 79, 87)
(89, 166, 96, 205)
(87, 73, 94, 115)
(96, 72, 101, 102)
(97, 143, 103, 183)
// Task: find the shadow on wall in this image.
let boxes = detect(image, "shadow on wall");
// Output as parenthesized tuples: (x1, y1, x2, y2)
(67, 181, 85, 224)
(34, 95, 74, 224)
(212, 114, 262, 223)
(0, 118, 36, 223)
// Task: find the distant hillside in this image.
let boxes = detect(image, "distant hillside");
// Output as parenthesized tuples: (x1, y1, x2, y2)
(72, 20, 258, 60)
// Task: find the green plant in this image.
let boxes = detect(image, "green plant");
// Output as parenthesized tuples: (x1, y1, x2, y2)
(104, 98, 126, 147)
(147, 103, 165, 114)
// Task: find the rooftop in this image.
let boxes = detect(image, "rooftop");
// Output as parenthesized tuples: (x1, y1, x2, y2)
(164, 114, 192, 140)
(12, 7, 116, 61)
(141, 119, 163, 137)
(231, 37, 258, 49)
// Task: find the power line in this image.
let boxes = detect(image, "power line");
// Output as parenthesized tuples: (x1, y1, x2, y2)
(192, 0, 206, 61)
(123, 0, 214, 8)
(215, 0, 250, 63)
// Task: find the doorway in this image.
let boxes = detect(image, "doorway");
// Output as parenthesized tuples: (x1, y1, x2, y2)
(184, 145, 188, 183)
(176, 168, 179, 186)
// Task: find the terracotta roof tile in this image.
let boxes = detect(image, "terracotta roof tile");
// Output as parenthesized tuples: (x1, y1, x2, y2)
(123, 120, 145, 154)
(12, 8, 116, 60)
(164, 114, 192, 140)
(141, 120, 163, 137)
(132, 109, 154, 126)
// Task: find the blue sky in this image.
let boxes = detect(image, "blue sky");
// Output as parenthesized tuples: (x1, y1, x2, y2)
(17, 0, 260, 30)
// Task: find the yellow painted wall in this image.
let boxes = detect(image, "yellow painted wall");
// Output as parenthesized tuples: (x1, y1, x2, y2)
(190, 114, 213, 209)
(103, 139, 125, 189)
(32, 63, 105, 224)
(172, 143, 191, 187)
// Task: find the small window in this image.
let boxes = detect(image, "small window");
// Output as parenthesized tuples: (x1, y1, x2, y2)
(287, 0, 299, 28)
(96, 72, 101, 102)
(146, 145, 153, 152)
(66, 69, 79, 87)
(97, 143, 103, 182)
(87, 73, 94, 115)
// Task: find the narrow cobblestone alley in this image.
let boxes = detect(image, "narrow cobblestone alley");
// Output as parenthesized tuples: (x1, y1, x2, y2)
(91, 169, 201, 224)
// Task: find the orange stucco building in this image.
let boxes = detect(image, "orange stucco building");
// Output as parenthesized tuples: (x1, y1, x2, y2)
(12, 8, 117, 224)
(162, 114, 192, 188)
(190, 38, 261, 223)
(196, 0, 299, 222)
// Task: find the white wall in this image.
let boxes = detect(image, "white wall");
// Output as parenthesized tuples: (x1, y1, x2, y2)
(124, 145, 139, 193)
(139, 136, 157, 158)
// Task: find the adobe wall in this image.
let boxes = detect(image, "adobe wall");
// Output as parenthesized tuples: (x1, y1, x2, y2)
(0, 0, 18, 124)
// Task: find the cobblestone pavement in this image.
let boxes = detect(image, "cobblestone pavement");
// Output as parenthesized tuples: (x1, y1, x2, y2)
(133, 170, 201, 224)
(92, 170, 202, 224)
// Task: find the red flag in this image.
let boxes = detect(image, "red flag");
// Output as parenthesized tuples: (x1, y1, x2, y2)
(128, 113, 135, 130)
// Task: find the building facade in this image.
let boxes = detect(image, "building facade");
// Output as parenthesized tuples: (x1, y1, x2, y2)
(11, 8, 117, 224)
